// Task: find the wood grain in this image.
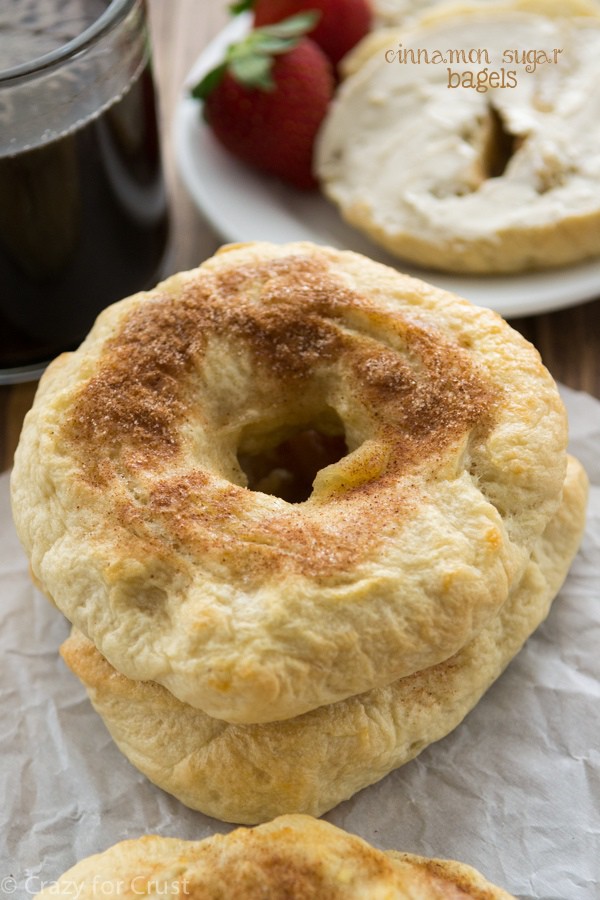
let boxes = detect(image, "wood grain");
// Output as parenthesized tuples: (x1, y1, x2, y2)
(1, 0, 598, 472)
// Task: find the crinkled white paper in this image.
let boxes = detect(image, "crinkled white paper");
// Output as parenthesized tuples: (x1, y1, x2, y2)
(0, 385, 598, 899)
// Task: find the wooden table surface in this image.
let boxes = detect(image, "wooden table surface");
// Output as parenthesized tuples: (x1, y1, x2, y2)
(1, 0, 599, 472)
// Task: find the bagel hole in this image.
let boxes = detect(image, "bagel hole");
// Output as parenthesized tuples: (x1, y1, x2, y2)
(435, 106, 522, 199)
(481, 104, 521, 180)
(237, 416, 348, 503)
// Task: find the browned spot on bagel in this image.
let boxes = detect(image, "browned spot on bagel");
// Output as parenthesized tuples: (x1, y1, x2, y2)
(396, 854, 503, 900)
(63, 251, 498, 578)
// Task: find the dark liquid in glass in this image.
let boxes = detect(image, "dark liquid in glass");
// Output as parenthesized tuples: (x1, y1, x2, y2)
(0, 62, 169, 371)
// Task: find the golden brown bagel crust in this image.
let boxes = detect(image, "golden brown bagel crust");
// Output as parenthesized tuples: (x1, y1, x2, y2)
(12, 241, 567, 723)
(34, 814, 517, 899)
(60, 457, 587, 824)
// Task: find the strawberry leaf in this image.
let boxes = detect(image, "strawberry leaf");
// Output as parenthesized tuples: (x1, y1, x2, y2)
(229, 0, 255, 12)
(229, 54, 274, 90)
(190, 10, 320, 99)
(250, 34, 301, 54)
(190, 62, 228, 100)
(259, 11, 320, 39)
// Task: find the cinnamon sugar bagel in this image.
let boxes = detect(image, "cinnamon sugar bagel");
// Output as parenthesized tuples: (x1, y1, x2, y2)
(11, 241, 568, 724)
(34, 815, 516, 899)
(316, 0, 600, 273)
(60, 455, 588, 823)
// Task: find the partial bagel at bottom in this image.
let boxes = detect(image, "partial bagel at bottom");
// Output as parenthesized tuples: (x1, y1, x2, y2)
(34, 814, 517, 899)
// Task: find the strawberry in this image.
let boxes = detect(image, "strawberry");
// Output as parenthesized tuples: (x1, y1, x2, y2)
(232, 0, 373, 66)
(192, 14, 334, 189)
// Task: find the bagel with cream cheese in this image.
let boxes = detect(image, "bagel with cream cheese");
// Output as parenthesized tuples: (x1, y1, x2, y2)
(11, 241, 571, 725)
(372, 0, 600, 27)
(317, 0, 600, 273)
(34, 815, 517, 899)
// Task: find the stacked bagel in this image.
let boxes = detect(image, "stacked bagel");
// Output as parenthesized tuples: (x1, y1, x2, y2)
(11, 241, 587, 823)
(316, 0, 600, 273)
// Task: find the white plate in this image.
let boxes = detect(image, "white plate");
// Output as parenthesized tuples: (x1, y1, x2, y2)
(174, 16, 600, 319)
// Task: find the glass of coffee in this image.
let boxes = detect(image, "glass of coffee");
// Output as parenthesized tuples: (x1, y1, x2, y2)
(0, 0, 170, 384)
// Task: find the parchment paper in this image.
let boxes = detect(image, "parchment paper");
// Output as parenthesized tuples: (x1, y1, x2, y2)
(1, 384, 598, 899)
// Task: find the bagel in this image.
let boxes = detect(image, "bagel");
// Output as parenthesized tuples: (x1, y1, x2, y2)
(316, 0, 600, 274)
(371, 0, 600, 27)
(60, 456, 587, 823)
(11, 241, 569, 725)
(34, 815, 516, 899)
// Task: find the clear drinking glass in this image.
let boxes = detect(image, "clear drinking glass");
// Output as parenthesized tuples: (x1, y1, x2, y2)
(0, 0, 170, 383)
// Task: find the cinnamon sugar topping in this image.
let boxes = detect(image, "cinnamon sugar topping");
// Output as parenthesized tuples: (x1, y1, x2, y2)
(64, 252, 498, 579)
